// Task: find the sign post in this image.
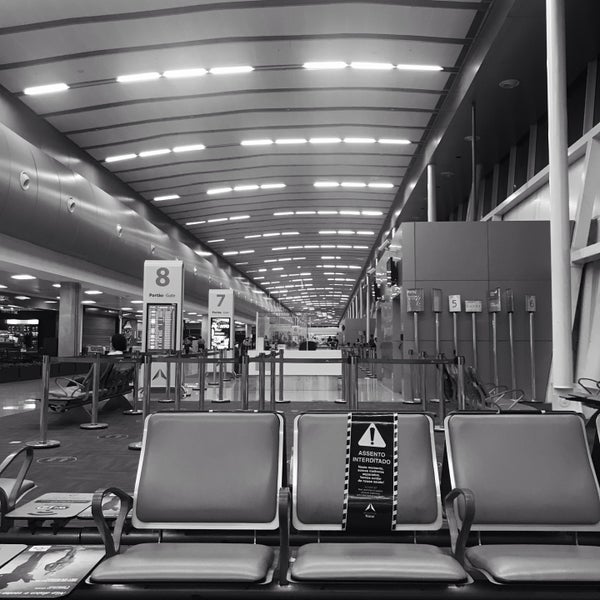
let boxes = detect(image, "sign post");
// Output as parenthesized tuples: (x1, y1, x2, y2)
(448, 294, 462, 356)
(526, 295, 537, 401)
(406, 289, 424, 404)
(464, 301, 483, 372)
(488, 288, 502, 387)
(505, 289, 517, 393)
(142, 260, 184, 390)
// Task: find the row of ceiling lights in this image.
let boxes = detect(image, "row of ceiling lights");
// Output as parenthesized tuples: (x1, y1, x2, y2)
(23, 61, 443, 96)
(109, 136, 411, 165)
(271, 245, 369, 251)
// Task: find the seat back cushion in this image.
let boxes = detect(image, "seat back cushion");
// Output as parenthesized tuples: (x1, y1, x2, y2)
(134, 412, 282, 529)
(293, 413, 440, 529)
(446, 413, 600, 527)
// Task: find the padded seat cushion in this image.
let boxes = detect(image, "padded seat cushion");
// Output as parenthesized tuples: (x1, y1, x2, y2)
(89, 543, 274, 583)
(291, 543, 467, 582)
(0, 478, 35, 498)
(466, 544, 600, 583)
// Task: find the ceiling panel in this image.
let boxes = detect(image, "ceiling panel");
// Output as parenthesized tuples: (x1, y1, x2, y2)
(0, 0, 490, 322)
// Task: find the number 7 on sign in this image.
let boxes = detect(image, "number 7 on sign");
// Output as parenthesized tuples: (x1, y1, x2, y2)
(217, 294, 225, 307)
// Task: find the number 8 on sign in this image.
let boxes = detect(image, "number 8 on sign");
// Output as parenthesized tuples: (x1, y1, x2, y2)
(156, 267, 170, 287)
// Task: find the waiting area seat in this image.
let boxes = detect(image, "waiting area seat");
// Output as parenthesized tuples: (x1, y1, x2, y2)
(288, 413, 467, 584)
(0, 447, 35, 528)
(445, 412, 600, 585)
(47, 360, 135, 412)
(88, 411, 285, 585)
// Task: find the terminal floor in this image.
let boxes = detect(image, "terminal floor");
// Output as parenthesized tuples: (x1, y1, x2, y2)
(0, 375, 451, 498)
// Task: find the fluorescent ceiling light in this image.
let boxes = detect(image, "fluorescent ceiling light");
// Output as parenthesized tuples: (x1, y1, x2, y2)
(117, 72, 161, 83)
(15, 296, 30, 300)
(396, 64, 443, 71)
(105, 153, 137, 163)
(240, 250, 255, 254)
(362, 210, 383, 216)
(194, 250, 212, 256)
(0, 284, 6, 289)
(309, 137, 341, 144)
(186, 220, 206, 226)
(263, 232, 280, 237)
(207, 187, 233, 195)
(11, 274, 36, 280)
(274, 212, 293, 216)
(207, 238, 225, 243)
(318, 210, 338, 215)
(303, 61, 347, 70)
(282, 231, 299, 235)
(340, 210, 360, 215)
(154, 194, 180, 201)
(275, 138, 307, 145)
(337, 230, 354, 235)
(350, 62, 394, 70)
(343, 137, 375, 144)
(163, 68, 207, 78)
(319, 230, 336, 235)
(234, 184, 259, 191)
(245, 234, 261, 239)
(208, 217, 227, 223)
(210, 65, 254, 75)
(139, 148, 171, 157)
(131, 300, 144, 304)
(241, 139, 273, 146)
(173, 144, 205, 152)
(121, 307, 133, 310)
(52, 283, 61, 288)
(296, 210, 315, 215)
(378, 138, 411, 145)
(260, 183, 286, 189)
(229, 215, 250, 220)
(314, 181, 339, 188)
(368, 182, 394, 188)
(85, 290, 103, 295)
(341, 181, 366, 188)
(223, 251, 238, 256)
(23, 82, 69, 95)
(82, 300, 97, 304)
(357, 230, 374, 235)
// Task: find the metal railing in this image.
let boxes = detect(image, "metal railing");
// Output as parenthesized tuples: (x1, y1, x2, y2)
(28, 351, 467, 449)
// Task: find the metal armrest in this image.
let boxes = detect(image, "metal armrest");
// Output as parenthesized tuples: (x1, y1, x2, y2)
(578, 378, 600, 395)
(53, 377, 88, 397)
(92, 487, 133, 558)
(444, 487, 475, 566)
(0, 446, 34, 509)
(278, 486, 291, 586)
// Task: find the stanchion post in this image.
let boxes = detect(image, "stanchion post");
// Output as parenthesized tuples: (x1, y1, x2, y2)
(456, 356, 466, 411)
(80, 354, 108, 430)
(240, 354, 249, 410)
(174, 354, 182, 411)
(258, 354, 266, 411)
(213, 350, 230, 403)
(129, 354, 152, 450)
(159, 356, 173, 403)
(197, 354, 206, 411)
(123, 357, 142, 415)
(270, 353, 276, 410)
(27, 355, 60, 449)
(276, 348, 289, 403)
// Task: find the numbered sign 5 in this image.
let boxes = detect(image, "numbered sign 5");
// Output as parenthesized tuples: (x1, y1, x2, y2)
(448, 294, 462, 313)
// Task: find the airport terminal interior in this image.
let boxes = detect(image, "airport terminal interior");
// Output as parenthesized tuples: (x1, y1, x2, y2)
(2, 0, 600, 597)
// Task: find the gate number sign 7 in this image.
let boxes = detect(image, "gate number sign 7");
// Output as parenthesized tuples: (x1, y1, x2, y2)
(217, 294, 226, 307)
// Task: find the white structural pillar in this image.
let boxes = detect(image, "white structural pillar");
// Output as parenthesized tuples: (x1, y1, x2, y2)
(58, 282, 82, 356)
(365, 275, 371, 340)
(546, 0, 573, 389)
(427, 164, 437, 222)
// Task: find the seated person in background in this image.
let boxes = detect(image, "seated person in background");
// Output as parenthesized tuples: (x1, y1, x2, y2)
(108, 333, 128, 356)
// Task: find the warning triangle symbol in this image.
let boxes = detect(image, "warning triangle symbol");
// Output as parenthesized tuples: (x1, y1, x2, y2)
(358, 423, 386, 448)
(364, 503, 376, 514)
(152, 369, 166, 381)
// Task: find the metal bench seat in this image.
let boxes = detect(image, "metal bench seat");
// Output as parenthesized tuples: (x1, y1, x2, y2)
(445, 413, 600, 585)
(89, 412, 285, 586)
(287, 413, 467, 584)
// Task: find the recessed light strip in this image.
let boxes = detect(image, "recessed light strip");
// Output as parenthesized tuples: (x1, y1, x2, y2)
(274, 209, 382, 217)
(206, 183, 286, 196)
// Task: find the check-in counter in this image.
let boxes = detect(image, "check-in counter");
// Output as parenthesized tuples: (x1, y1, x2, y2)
(248, 349, 342, 376)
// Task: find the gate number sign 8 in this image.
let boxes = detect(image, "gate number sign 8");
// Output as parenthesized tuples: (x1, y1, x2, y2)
(156, 267, 170, 287)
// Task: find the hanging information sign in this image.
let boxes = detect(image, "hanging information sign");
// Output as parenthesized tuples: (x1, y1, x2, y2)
(343, 413, 398, 533)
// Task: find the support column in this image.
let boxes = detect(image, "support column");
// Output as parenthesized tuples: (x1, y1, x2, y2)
(58, 282, 82, 356)
(427, 164, 437, 222)
(546, 0, 573, 390)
